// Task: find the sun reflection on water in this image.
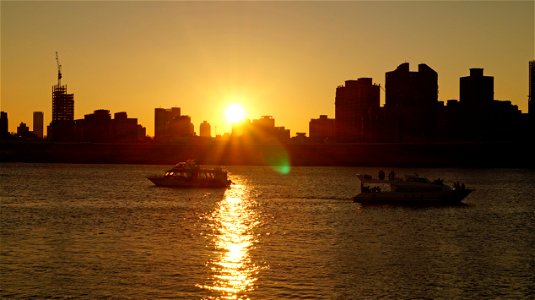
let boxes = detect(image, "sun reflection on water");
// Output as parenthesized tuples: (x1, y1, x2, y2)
(200, 180, 260, 299)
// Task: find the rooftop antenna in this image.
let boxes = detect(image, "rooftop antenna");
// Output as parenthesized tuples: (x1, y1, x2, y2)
(55, 51, 62, 86)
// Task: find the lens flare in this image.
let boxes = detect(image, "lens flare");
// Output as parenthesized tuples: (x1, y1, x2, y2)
(263, 144, 291, 175)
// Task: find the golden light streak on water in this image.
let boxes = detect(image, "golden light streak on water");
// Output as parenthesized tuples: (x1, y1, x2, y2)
(200, 180, 260, 299)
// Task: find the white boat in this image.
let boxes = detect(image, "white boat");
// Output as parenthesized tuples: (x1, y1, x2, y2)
(147, 160, 231, 188)
(353, 172, 472, 205)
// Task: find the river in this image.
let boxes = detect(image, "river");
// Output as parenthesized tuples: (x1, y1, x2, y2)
(1, 163, 534, 298)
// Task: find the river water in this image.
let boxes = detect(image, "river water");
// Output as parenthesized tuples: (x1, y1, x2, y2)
(1, 163, 534, 298)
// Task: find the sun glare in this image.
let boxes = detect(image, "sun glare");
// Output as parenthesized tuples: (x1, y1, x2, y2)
(225, 104, 246, 124)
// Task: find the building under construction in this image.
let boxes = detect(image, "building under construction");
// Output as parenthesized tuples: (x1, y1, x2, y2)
(52, 85, 74, 122)
(48, 52, 75, 140)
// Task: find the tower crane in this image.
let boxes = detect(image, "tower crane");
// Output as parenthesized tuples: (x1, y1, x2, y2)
(56, 51, 62, 86)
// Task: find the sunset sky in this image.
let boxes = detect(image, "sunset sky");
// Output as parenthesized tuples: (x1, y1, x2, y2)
(1, 1, 533, 136)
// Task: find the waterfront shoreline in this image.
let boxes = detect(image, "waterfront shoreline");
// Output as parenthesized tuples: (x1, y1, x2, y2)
(1, 140, 533, 168)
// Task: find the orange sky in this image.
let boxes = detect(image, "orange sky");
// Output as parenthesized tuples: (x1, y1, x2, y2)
(1, 1, 533, 136)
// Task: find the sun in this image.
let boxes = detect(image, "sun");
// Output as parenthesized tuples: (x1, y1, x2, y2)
(225, 104, 246, 124)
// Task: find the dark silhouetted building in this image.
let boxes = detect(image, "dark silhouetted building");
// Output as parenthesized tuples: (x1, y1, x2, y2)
(438, 99, 463, 139)
(52, 85, 74, 121)
(0, 111, 8, 138)
(253, 115, 275, 129)
(309, 115, 335, 142)
(335, 78, 380, 142)
(460, 68, 494, 108)
(459, 68, 496, 138)
(327, 64, 526, 143)
(82, 109, 112, 142)
(48, 75, 75, 141)
(385, 63, 438, 140)
(170, 115, 195, 138)
(274, 126, 291, 141)
(155, 107, 181, 139)
(457, 68, 495, 138)
(74, 110, 146, 142)
(17, 122, 30, 138)
(252, 116, 290, 141)
(437, 68, 523, 141)
(291, 132, 308, 143)
(113, 112, 145, 142)
(33, 112, 44, 139)
(530, 61, 535, 134)
(232, 116, 290, 142)
(200, 121, 211, 138)
(154, 107, 193, 142)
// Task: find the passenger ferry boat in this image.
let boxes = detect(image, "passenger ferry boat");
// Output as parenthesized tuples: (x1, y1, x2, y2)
(353, 171, 472, 205)
(147, 160, 231, 188)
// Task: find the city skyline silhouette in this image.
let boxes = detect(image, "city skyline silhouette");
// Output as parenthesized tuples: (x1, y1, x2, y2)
(2, 1, 533, 136)
(2, 61, 532, 142)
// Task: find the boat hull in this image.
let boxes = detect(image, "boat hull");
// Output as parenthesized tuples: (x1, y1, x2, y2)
(147, 176, 231, 188)
(353, 189, 473, 205)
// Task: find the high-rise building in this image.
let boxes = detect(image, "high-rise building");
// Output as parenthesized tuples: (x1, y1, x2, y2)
(460, 68, 494, 108)
(386, 63, 438, 108)
(52, 85, 74, 122)
(169, 115, 195, 138)
(529, 61, 535, 133)
(200, 121, 211, 138)
(335, 78, 380, 142)
(33, 111, 44, 138)
(457, 68, 498, 139)
(17, 122, 30, 137)
(385, 63, 438, 140)
(154, 107, 194, 141)
(250, 116, 274, 129)
(48, 54, 75, 141)
(530, 61, 535, 103)
(309, 115, 335, 142)
(154, 107, 181, 140)
(73, 110, 146, 142)
(0, 111, 8, 138)
(233, 116, 290, 142)
(83, 109, 112, 142)
(113, 112, 142, 142)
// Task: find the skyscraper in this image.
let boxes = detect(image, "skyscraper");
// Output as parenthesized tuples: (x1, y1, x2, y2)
(52, 85, 74, 122)
(170, 115, 195, 138)
(83, 109, 112, 142)
(457, 68, 498, 138)
(48, 85, 75, 141)
(48, 53, 75, 141)
(385, 63, 438, 140)
(200, 121, 211, 138)
(529, 61, 535, 133)
(33, 111, 44, 139)
(17, 122, 30, 136)
(335, 78, 380, 142)
(309, 115, 335, 142)
(386, 63, 438, 109)
(460, 68, 494, 108)
(113, 112, 143, 142)
(0, 111, 8, 138)
(154, 107, 181, 139)
(154, 107, 194, 141)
